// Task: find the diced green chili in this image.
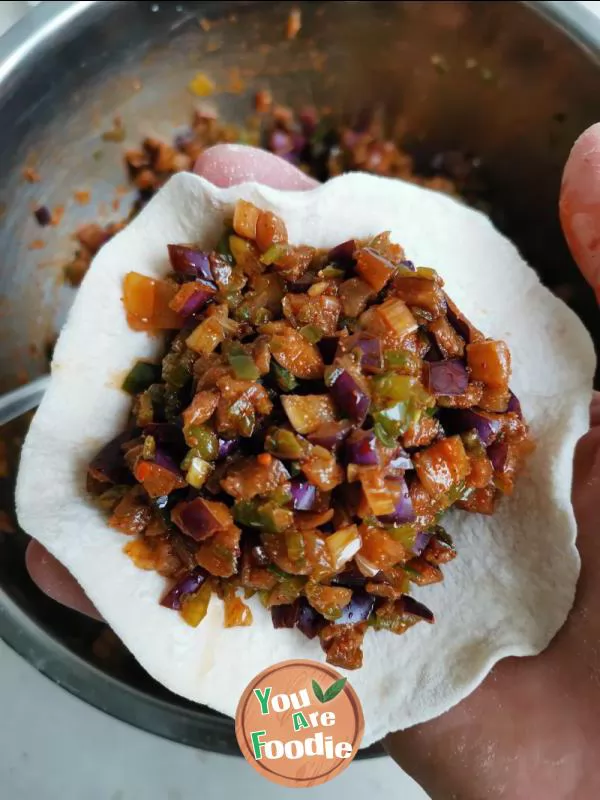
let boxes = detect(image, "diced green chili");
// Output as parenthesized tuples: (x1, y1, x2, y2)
(271, 362, 298, 392)
(122, 361, 161, 395)
(299, 324, 324, 344)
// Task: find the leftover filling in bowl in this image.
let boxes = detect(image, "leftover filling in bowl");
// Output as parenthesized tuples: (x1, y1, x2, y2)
(88, 200, 532, 669)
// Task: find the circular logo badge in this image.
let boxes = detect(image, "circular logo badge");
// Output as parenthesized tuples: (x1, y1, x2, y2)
(235, 659, 364, 788)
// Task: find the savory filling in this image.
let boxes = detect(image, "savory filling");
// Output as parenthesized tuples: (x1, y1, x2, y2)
(88, 200, 532, 670)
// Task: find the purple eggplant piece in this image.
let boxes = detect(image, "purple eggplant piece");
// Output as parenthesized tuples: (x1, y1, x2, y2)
(446, 302, 472, 343)
(328, 239, 356, 266)
(339, 333, 383, 373)
(160, 567, 208, 610)
(441, 408, 502, 446)
(412, 532, 431, 556)
(34, 206, 52, 226)
(88, 431, 136, 485)
(329, 369, 370, 425)
(507, 390, 522, 419)
(177, 280, 217, 318)
(425, 359, 469, 395)
(217, 437, 240, 459)
(153, 447, 184, 477)
(290, 479, 318, 511)
(144, 423, 185, 447)
(307, 420, 353, 451)
(174, 497, 226, 541)
(378, 477, 416, 524)
(271, 603, 299, 629)
(251, 544, 271, 568)
(334, 591, 375, 625)
(167, 245, 213, 281)
(317, 336, 339, 364)
(487, 439, 509, 472)
(271, 599, 325, 639)
(330, 564, 368, 589)
(296, 599, 325, 639)
(346, 429, 379, 466)
(401, 594, 435, 623)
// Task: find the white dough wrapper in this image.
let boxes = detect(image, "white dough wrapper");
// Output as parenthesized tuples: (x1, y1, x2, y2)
(16, 172, 595, 746)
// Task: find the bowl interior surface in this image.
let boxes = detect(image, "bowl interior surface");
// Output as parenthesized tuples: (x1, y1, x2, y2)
(0, 0, 598, 754)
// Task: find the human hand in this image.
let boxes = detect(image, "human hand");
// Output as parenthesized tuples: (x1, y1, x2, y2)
(24, 134, 600, 800)
(386, 124, 600, 799)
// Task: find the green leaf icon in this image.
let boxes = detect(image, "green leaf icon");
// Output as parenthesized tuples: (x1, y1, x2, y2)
(323, 677, 347, 703)
(312, 679, 325, 703)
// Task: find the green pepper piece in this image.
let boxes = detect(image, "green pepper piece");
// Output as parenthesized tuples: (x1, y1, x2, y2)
(261, 243, 289, 265)
(142, 435, 156, 461)
(264, 428, 306, 460)
(186, 426, 218, 460)
(320, 266, 345, 279)
(216, 228, 234, 263)
(227, 351, 260, 381)
(386, 523, 418, 548)
(271, 362, 298, 392)
(122, 361, 161, 395)
(299, 324, 324, 344)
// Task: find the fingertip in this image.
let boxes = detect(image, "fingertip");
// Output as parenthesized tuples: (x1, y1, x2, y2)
(193, 144, 319, 191)
(560, 122, 600, 300)
(25, 540, 102, 621)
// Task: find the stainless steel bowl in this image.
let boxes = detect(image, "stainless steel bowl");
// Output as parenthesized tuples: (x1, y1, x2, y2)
(1, 0, 599, 755)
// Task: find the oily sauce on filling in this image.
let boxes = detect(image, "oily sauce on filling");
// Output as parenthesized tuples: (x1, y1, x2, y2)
(88, 200, 532, 670)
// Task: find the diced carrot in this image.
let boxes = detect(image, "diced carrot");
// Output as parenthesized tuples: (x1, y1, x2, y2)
(255, 210, 288, 252)
(466, 340, 511, 389)
(134, 461, 186, 498)
(123, 272, 183, 329)
(413, 435, 470, 498)
(233, 199, 261, 239)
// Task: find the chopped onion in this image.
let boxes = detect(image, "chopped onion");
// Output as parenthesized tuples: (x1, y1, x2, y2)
(388, 446, 413, 472)
(354, 553, 381, 578)
(326, 525, 362, 570)
(160, 567, 208, 610)
(167, 245, 213, 281)
(425, 359, 469, 395)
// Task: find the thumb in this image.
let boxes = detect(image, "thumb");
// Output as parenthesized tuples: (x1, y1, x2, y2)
(560, 122, 600, 303)
(193, 144, 319, 190)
